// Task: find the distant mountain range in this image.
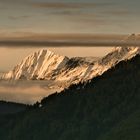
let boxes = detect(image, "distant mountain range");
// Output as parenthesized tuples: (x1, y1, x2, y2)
(1, 49, 98, 84)
(1, 34, 140, 88)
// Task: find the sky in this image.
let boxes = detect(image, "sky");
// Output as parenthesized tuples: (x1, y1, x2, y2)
(0, 0, 140, 34)
(0, 0, 140, 71)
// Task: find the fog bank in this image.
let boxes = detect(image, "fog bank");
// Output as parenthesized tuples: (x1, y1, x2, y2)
(0, 81, 61, 104)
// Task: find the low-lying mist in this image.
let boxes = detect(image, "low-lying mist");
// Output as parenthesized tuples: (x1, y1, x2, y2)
(0, 80, 61, 104)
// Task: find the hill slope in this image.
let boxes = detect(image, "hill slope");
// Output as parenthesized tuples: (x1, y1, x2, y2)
(0, 53, 140, 140)
(0, 101, 27, 114)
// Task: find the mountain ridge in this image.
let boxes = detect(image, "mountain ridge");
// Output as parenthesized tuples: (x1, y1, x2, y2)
(1, 49, 98, 82)
(0, 51, 140, 140)
(1, 34, 140, 88)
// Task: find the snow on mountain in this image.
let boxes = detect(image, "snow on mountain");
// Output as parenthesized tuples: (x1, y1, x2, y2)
(2, 34, 140, 88)
(2, 50, 69, 80)
(2, 49, 98, 83)
(0, 72, 4, 79)
(54, 46, 140, 85)
(83, 47, 140, 81)
(53, 34, 140, 85)
(81, 34, 140, 82)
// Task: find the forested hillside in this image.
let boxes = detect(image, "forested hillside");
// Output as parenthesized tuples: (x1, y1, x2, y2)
(0, 55, 140, 140)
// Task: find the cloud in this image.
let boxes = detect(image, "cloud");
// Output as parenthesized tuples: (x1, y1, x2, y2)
(0, 32, 125, 40)
(32, 2, 113, 9)
(0, 32, 139, 47)
(8, 15, 31, 20)
(0, 85, 56, 104)
(103, 9, 130, 17)
(0, 80, 61, 104)
(1, 40, 140, 47)
(0, 32, 129, 47)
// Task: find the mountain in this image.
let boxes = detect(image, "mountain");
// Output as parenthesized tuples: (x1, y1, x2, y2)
(2, 49, 98, 85)
(0, 71, 5, 79)
(2, 34, 140, 87)
(56, 46, 140, 85)
(0, 52, 140, 140)
(2, 49, 69, 80)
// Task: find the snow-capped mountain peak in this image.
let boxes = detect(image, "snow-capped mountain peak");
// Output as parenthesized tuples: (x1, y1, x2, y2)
(3, 49, 69, 80)
(83, 34, 140, 81)
(2, 34, 140, 88)
(2, 49, 98, 82)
